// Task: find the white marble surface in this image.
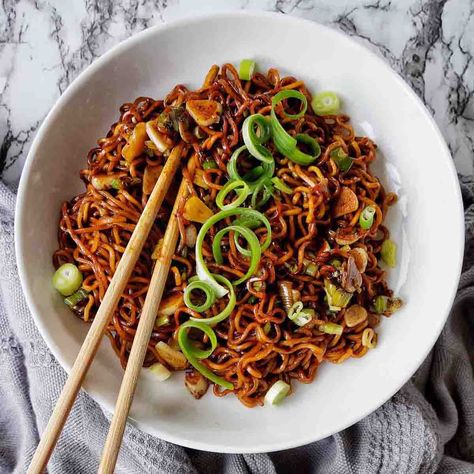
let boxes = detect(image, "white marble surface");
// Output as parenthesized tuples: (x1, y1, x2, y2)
(0, 0, 473, 185)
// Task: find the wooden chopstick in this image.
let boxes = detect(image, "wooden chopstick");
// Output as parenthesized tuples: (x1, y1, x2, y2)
(27, 144, 185, 474)
(98, 175, 189, 474)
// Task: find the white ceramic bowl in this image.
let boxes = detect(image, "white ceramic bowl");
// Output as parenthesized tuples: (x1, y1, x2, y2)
(15, 12, 464, 453)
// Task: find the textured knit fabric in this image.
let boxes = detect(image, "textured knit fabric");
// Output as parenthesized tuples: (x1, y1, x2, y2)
(0, 177, 473, 474)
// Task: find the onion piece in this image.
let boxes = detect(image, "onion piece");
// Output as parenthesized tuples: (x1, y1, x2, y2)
(148, 362, 171, 381)
(155, 341, 188, 370)
(184, 224, 197, 247)
(264, 380, 291, 406)
(186, 99, 222, 126)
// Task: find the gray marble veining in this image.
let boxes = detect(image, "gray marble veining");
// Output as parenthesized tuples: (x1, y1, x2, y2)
(0, 0, 473, 185)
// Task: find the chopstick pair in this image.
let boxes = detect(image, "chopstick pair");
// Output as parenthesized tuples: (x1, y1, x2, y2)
(28, 144, 188, 474)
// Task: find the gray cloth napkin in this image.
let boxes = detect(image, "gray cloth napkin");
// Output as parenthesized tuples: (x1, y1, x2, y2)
(1, 176, 474, 474)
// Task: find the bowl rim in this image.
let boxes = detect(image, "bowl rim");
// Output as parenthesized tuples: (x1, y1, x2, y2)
(15, 10, 465, 453)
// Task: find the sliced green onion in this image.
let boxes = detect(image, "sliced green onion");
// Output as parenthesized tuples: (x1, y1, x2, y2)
(111, 178, 121, 190)
(381, 239, 397, 268)
(212, 225, 261, 285)
(263, 322, 271, 335)
(184, 280, 217, 313)
(178, 320, 233, 389)
(272, 90, 308, 120)
(216, 179, 251, 210)
(374, 295, 388, 314)
(270, 90, 321, 165)
(386, 297, 403, 314)
(195, 208, 271, 295)
(52, 263, 83, 297)
(264, 380, 291, 406)
(330, 147, 353, 172)
(311, 91, 340, 115)
(190, 275, 236, 326)
(289, 134, 321, 166)
(250, 180, 273, 209)
(319, 322, 343, 336)
(293, 308, 314, 327)
(324, 279, 351, 310)
(330, 259, 341, 268)
(227, 145, 275, 191)
(331, 289, 352, 309)
(64, 288, 89, 308)
(271, 177, 292, 194)
(233, 214, 262, 230)
(242, 114, 273, 163)
(359, 206, 376, 230)
(288, 301, 304, 320)
(243, 165, 265, 182)
(155, 314, 170, 327)
(239, 59, 256, 81)
(148, 362, 171, 381)
(304, 262, 318, 277)
(202, 158, 217, 170)
(271, 90, 307, 157)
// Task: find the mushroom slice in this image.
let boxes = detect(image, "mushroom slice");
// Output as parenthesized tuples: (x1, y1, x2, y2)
(335, 229, 362, 246)
(186, 100, 222, 127)
(344, 304, 368, 328)
(349, 248, 368, 273)
(333, 187, 359, 217)
(185, 368, 209, 399)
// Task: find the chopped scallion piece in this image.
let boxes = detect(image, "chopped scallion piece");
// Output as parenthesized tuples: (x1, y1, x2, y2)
(330, 259, 341, 269)
(311, 91, 340, 115)
(265, 380, 291, 406)
(293, 308, 314, 327)
(242, 114, 273, 163)
(52, 263, 83, 297)
(270, 90, 321, 165)
(178, 320, 233, 389)
(64, 288, 89, 308)
(195, 208, 271, 295)
(304, 262, 318, 277)
(155, 314, 170, 327)
(381, 239, 397, 268)
(319, 322, 343, 336)
(374, 295, 388, 314)
(184, 280, 217, 313)
(202, 157, 217, 170)
(189, 275, 236, 326)
(330, 147, 353, 172)
(263, 322, 271, 335)
(239, 59, 256, 81)
(248, 295, 258, 305)
(288, 301, 304, 320)
(331, 289, 352, 309)
(227, 145, 275, 191)
(359, 206, 376, 230)
(271, 177, 293, 194)
(216, 179, 251, 210)
(111, 178, 121, 190)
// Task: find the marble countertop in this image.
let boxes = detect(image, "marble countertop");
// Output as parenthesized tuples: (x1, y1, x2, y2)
(0, 0, 472, 185)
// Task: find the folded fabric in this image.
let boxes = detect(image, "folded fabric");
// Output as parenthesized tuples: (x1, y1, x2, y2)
(0, 177, 473, 474)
